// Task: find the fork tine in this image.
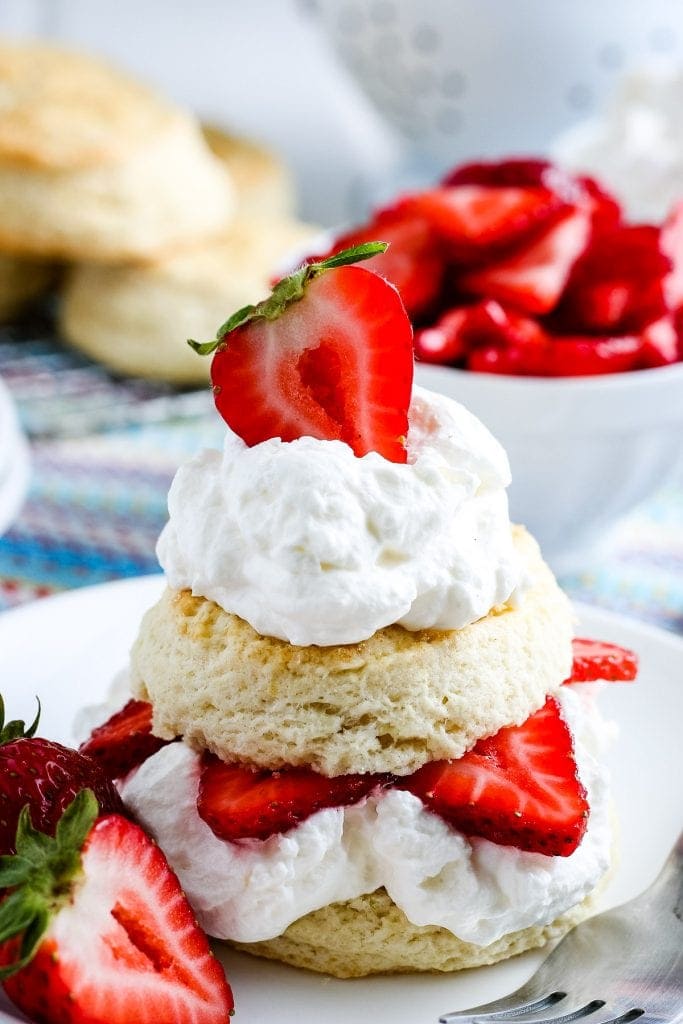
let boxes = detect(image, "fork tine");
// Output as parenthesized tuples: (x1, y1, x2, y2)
(439, 991, 567, 1022)
(439, 998, 643, 1024)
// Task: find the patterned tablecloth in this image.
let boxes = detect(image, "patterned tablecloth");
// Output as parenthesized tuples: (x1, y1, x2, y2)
(1, 319, 682, 634)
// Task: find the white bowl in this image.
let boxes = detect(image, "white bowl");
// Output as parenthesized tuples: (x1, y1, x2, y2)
(415, 361, 683, 572)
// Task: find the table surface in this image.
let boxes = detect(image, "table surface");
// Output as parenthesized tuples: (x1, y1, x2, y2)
(1, 319, 682, 634)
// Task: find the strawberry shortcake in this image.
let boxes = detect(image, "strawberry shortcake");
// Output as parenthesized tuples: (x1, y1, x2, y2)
(81, 243, 637, 977)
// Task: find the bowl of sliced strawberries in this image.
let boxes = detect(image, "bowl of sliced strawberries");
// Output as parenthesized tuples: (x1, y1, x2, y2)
(311, 158, 683, 568)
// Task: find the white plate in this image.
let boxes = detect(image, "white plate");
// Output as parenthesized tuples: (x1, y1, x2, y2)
(1, 577, 682, 1024)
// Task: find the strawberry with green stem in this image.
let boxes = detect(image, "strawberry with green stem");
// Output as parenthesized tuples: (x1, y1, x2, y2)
(0, 790, 234, 1024)
(189, 242, 414, 464)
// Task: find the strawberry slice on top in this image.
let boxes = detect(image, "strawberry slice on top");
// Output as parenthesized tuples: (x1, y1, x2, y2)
(190, 242, 414, 464)
(398, 696, 589, 856)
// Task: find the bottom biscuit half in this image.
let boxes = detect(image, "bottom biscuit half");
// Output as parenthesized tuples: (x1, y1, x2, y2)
(228, 886, 596, 979)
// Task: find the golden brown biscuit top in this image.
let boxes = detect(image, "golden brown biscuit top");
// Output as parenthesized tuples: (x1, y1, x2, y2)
(0, 41, 184, 169)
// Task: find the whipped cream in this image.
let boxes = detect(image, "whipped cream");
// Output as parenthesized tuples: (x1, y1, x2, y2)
(157, 386, 521, 646)
(121, 688, 612, 946)
(553, 65, 683, 222)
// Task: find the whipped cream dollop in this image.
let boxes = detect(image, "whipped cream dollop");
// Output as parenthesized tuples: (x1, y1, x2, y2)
(121, 688, 613, 946)
(553, 65, 683, 222)
(157, 386, 521, 646)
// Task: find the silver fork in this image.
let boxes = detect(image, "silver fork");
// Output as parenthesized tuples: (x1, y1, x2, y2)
(440, 831, 683, 1024)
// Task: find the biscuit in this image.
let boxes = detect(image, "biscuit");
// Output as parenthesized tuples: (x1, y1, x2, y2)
(131, 527, 573, 777)
(0, 42, 234, 261)
(0, 253, 54, 321)
(231, 885, 594, 978)
(203, 126, 295, 218)
(59, 215, 318, 383)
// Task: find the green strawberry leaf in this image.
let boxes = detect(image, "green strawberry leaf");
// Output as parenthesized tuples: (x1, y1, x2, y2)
(0, 790, 98, 981)
(188, 241, 389, 356)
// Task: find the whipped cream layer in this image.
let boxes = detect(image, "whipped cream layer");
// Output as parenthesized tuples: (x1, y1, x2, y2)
(157, 386, 521, 646)
(121, 688, 612, 946)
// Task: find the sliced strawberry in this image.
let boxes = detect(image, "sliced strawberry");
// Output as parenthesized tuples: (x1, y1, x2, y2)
(460, 206, 592, 315)
(565, 638, 639, 683)
(397, 184, 567, 263)
(578, 175, 622, 233)
(443, 158, 581, 201)
(414, 307, 470, 364)
(80, 699, 172, 780)
(469, 331, 651, 377)
(198, 754, 389, 842)
(640, 315, 681, 367)
(191, 243, 414, 463)
(0, 792, 234, 1024)
(660, 201, 683, 310)
(555, 224, 671, 334)
(322, 209, 445, 317)
(398, 696, 589, 856)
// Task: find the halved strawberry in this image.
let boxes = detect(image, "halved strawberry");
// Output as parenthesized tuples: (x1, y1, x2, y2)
(398, 696, 589, 856)
(80, 699, 173, 780)
(565, 638, 639, 683)
(198, 754, 390, 842)
(460, 206, 592, 315)
(190, 243, 414, 464)
(0, 791, 234, 1024)
(396, 184, 567, 263)
(321, 209, 445, 317)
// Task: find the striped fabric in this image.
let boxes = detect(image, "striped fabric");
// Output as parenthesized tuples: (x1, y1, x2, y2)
(1, 322, 681, 633)
(0, 414, 681, 635)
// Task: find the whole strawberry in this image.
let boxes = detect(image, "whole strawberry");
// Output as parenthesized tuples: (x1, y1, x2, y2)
(0, 790, 234, 1024)
(0, 695, 122, 854)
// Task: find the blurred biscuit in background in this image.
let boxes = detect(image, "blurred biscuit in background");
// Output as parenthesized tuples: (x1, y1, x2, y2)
(0, 254, 55, 321)
(60, 216, 318, 384)
(203, 125, 295, 218)
(0, 42, 235, 262)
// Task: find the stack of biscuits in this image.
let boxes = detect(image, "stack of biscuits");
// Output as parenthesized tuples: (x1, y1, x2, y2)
(0, 41, 315, 383)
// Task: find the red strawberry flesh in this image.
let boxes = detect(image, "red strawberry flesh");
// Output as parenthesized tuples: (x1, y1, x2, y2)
(198, 754, 390, 842)
(210, 263, 414, 463)
(566, 638, 639, 683)
(460, 205, 592, 315)
(80, 698, 172, 780)
(323, 209, 446, 318)
(0, 797, 234, 1024)
(397, 696, 589, 856)
(396, 184, 568, 263)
